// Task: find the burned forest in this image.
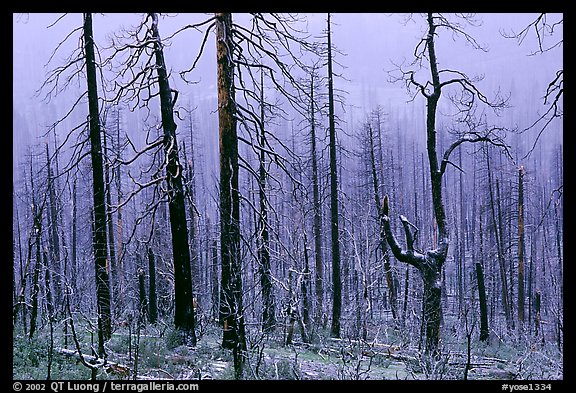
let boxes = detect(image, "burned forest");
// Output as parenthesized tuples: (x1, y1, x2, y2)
(12, 13, 563, 382)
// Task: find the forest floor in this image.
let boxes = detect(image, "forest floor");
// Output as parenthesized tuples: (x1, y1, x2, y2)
(13, 318, 563, 380)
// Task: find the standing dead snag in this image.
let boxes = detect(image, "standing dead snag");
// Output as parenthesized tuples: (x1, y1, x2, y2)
(83, 13, 112, 354)
(149, 12, 197, 345)
(327, 12, 342, 339)
(380, 195, 444, 356)
(386, 13, 510, 356)
(368, 125, 397, 320)
(216, 12, 248, 380)
(517, 166, 526, 326)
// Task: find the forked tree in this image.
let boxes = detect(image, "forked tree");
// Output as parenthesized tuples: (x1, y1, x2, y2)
(384, 13, 510, 356)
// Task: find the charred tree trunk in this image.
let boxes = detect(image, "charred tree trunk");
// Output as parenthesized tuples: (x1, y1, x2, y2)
(185, 115, 200, 290)
(517, 166, 526, 327)
(381, 14, 449, 357)
(208, 216, 219, 322)
(258, 71, 276, 333)
(475, 262, 489, 341)
(327, 12, 342, 339)
(215, 12, 247, 379)
(309, 72, 324, 328)
(150, 13, 196, 344)
(138, 268, 148, 326)
(114, 110, 124, 314)
(71, 178, 78, 310)
(147, 247, 158, 324)
(83, 13, 112, 352)
(45, 143, 63, 316)
(102, 127, 118, 318)
(301, 232, 312, 342)
(486, 147, 511, 328)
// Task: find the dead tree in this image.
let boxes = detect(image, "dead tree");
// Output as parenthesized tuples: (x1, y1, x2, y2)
(84, 13, 112, 353)
(326, 12, 342, 339)
(215, 13, 247, 379)
(368, 124, 397, 320)
(517, 166, 526, 326)
(308, 69, 325, 328)
(475, 262, 489, 342)
(104, 13, 198, 344)
(257, 71, 276, 333)
(385, 13, 510, 356)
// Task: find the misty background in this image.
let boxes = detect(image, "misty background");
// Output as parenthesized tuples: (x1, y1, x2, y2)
(13, 13, 562, 181)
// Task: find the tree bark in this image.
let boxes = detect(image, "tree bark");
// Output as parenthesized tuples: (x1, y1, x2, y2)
(83, 13, 112, 351)
(102, 127, 118, 318)
(327, 12, 342, 339)
(485, 147, 511, 327)
(215, 12, 247, 379)
(147, 247, 158, 324)
(475, 262, 489, 341)
(258, 70, 276, 333)
(517, 166, 526, 326)
(149, 13, 197, 344)
(309, 72, 324, 328)
(45, 143, 63, 315)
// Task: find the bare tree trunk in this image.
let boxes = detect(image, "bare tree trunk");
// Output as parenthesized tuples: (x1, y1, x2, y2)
(485, 147, 511, 328)
(114, 109, 124, 315)
(138, 267, 148, 326)
(517, 166, 526, 327)
(208, 216, 219, 322)
(148, 247, 158, 324)
(258, 71, 276, 333)
(71, 178, 78, 310)
(45, 143, 63, 315)
(102, 127, 118, 318)
(381, 14, 450, 357)
(149, 13, 197, 344)
(83, 13, 112, 353)
(301, 232, 312, 342)
(43, 250, 54, 380)
(475, 262, 489, 341)
(215, 12, 247, 379)
(327, 12, 342, 339)
(309, 72, 324, 328)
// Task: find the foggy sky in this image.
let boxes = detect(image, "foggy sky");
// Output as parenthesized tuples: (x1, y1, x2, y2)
(12, 13, 563, 175)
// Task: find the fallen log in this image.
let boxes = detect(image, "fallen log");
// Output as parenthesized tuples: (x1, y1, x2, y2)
(55, 348, 130, 377)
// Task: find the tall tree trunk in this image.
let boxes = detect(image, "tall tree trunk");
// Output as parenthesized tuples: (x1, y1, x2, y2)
(309, 72, 324, 328)
(115, 109, 124, 314)
(420, 14, 448, 355)
(102, 127, 118, 318)
(29, 163, 42, 340)
(485, 147, 511, 328)
(327, 12, 342, 339)
(83, 13, 112, 353)
(215, 12, 247, 379)
(258, 70, 276, 333)
(517, 166, 526, 326)
(302, 232, 312, 342)
(45, 143, 62, 315)
(380, 14, 449, 357)
(184, 111, 200, 293)
(71, 178, 78, 310)
(150, 13, 196, 344)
